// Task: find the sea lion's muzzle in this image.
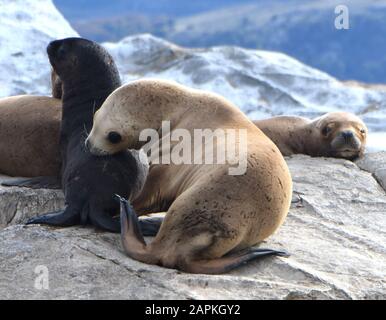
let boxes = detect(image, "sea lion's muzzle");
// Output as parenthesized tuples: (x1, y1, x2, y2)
(331, 130, 361, 150)
(85, 136, 111, 156)
(330, 130, 362, 159)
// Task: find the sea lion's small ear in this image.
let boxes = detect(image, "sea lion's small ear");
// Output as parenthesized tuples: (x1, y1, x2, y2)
(51, 69, 63, 99)
(52, 79, 63, 100)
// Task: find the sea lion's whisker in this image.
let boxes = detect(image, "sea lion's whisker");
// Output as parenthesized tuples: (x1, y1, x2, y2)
(92, 100, 96, 116)
(83, 124, 89, 137)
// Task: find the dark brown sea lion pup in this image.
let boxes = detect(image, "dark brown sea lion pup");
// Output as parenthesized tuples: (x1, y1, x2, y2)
(254, 112, 368, 160)
(23, 38, 160, 235)
(86, 79, 292, 274)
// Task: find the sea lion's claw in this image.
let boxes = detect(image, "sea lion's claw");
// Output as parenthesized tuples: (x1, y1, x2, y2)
(26, 216, 43, 225)
(2, 176, 61, 190)
(274, 250, 290, 258)
(114, 194, 125, 202)
(25, 207, 80, 227)
(116, 196, 162, 236)
(249, 248, 290, 258)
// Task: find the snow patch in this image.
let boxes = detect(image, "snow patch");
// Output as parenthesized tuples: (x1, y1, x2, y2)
(0, 0, 78, 97)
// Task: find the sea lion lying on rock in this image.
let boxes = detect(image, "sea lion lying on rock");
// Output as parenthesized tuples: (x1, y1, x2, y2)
(0, 96, 61, 185)
(254, 112, 368, 160)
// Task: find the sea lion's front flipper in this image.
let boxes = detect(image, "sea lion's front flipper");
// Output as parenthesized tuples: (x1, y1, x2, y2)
(1, 176, 61, 189)
(90, 213, 163, 235)
(184, 248, 290, 274)
(89, 197, 163, 235)
(89, 211, 121, 233)
(139, 217, 163, 237)
(26, 206, 80, 227)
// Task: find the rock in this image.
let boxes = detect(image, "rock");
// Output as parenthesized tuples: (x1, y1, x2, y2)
(1, 155, 385, 299)
(0, 175, 64, 229)
(356, 152, 386, 192)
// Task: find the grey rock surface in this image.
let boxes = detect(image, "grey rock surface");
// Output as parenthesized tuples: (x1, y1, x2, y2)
(0, 153, 385, 299)
(0, 175, 64, 229)
(356, 151, 386, 192)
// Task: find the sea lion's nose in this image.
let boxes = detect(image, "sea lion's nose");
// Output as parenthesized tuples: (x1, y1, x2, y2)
(341, 131, 354, 141)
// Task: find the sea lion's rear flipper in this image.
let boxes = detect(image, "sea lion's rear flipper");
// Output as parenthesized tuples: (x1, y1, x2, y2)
(118, 195, 288, 273)
(184, 248, 290, 274)
(115, 195, 163, 236)
(118, 195, 159, 264)
(1, 176, 61, 189)
(26, 206, 80, 227)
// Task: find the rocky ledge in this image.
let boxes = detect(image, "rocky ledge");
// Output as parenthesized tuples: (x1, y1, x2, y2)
(0, 153, 385, 299)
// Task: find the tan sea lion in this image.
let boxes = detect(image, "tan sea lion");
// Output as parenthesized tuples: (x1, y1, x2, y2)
(0, 68, 64, 188)
(86, 79, 292, 274)
(254, 112, 368, 160)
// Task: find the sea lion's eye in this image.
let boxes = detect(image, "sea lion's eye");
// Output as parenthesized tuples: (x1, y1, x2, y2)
(107, 131, 122, 144)
(360, 128, 366, 134)
(322, 126, 332, 136)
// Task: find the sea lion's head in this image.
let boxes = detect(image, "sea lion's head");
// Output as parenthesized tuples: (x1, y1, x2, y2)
(85, 86, 135, 156)
(46, 37, 119, 88)
(86, 81, 163, 156)
(314, 112, 367, 160)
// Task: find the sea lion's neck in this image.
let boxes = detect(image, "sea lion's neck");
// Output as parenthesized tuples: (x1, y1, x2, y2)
(61, 80, 120, 133)
(62, 80, 118, 108)
(279, 119, 316, 156)
(300, 121, 323, 156)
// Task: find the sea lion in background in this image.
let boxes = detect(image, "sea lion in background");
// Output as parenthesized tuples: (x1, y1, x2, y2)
(254, 112, 368, 160)
(0, 95, 61, 180)
(86, 79, 292, 274)
(24, 38, 160, 235)
(0, 69, 63, 189)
